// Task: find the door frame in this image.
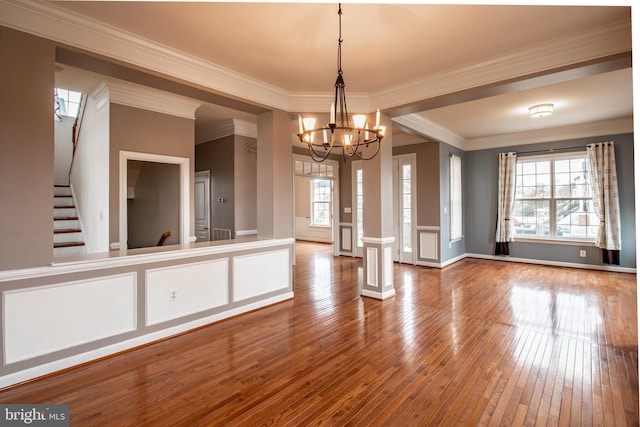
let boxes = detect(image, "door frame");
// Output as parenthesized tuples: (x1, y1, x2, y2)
(392, 153, 417, 264)
(292, 155, 340, 256)
(119, 150, 190, 251)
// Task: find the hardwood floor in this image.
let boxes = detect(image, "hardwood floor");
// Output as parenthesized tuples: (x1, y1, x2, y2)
(1, 241, 637, 426)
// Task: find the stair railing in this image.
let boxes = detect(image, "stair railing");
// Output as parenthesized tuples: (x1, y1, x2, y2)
(68, 93, 88, 183)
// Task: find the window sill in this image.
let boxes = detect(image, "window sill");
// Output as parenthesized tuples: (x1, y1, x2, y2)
(514, 237, 595, 246)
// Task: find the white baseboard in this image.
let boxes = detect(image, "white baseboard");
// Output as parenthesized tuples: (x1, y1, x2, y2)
(465, 253, 636, 273)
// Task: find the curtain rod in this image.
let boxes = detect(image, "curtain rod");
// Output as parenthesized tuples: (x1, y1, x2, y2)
(516, 141, 612, 156)
(516, 145, 586, 155)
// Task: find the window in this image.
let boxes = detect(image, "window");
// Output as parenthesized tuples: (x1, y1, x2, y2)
(356, 168, 364, 248)
(514, 153, 597, 241)
(401, 163, 413, 252)
(450, 154, 462, 241)
(311, 179, 331, 226)
(54, 88, 82, 119)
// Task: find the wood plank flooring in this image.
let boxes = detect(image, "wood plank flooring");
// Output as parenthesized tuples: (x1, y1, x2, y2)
(0, 241, 637, 426)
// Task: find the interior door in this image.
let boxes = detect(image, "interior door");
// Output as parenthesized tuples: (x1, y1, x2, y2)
(194, 170, 211, 242)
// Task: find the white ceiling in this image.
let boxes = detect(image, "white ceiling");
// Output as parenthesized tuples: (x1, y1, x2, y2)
(30, 1, 634, 148)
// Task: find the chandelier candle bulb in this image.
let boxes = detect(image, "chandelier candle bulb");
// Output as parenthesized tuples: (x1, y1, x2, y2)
(353, 114, 366, 129)
(330, 103, 336, 124)
(376, 109, 380, 128)
(298, 115, 304, 134)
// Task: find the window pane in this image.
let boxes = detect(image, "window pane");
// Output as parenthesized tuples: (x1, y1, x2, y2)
(556, 199, 597, 238)
(514, 200, 549, 237)
(313, 202, 330, 226)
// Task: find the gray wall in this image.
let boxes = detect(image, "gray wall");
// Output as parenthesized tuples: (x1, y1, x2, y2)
(0, 27, 55, 269)
(196, 135, 235, 233)
(109, 103, 195, 245)
(465, 133, 635, 268)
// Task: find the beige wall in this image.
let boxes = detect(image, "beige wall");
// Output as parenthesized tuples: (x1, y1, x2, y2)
(0, 27, 56, 269)
(394, 141, 441, 227)
(109, 103, 195, 245)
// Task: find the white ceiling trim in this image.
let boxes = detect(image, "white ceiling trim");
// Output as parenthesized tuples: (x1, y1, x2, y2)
(393, 115, 465, 150)
(465, 117, 634, 151)
(196, 119, 257, 144)
(0, 0, 290, 111)
(1, 0, 631, 120)
(370, 19, 631, 111)
(90, 79, 202, 119)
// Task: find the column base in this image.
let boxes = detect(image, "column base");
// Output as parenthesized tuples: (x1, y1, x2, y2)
(361, 236, 395, 300)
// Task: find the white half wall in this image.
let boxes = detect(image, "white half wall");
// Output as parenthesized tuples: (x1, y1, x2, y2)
(3, 273, 136, 364)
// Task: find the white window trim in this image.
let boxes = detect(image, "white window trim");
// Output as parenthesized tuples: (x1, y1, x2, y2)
(514, 151, 596, 244)
(450, 154, 463, 243)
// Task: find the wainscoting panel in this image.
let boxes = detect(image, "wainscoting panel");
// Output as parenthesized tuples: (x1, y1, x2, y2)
(146, 259, 228, 326)
(341, 226, 352, 253)
(233, 249, 290, 302)
(419, 230, 439, 261)
(366, 247, 379, 288)
(3, 273, 137, 364)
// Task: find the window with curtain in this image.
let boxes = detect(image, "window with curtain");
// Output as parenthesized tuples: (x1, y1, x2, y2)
(514, 152, 597, 241)
(450, 154, 462, 241)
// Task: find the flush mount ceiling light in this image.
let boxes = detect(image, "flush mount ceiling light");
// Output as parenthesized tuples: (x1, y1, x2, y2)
(529, 103, 554, 118)
(297, 3, 385, 162)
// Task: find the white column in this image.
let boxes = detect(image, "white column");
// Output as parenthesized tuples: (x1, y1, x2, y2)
(361, 114, 395, 300)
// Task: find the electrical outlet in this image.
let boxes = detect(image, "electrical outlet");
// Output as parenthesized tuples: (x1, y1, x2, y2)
(170, 288, 178, 301)
(579, 250, 587, 258)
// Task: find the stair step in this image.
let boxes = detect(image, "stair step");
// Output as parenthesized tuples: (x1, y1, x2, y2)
(54, 216, 79, 221)
(54, 196, 74, 208)
(54, 228, 82, 234)
(54, 185, 72, 197)
(54, 241, 85, 248)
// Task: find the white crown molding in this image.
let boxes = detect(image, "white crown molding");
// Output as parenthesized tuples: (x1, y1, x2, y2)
(89, 79, 201, 119)
(0, 0, 289, 111)
(0, 0, 631, 118)
(466, 117, 633, 151)
(370, 19, 632, 111)
(197, 120, 234, 143)
(196, 119, 258, 144)
(233, 119, 258, 139)
(393, 114, 466, 150)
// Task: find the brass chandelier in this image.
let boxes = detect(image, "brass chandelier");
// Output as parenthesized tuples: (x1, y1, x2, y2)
(297, 3, 385, 162)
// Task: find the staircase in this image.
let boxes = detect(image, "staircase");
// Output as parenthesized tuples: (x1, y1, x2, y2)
(54, 185, 86, 258)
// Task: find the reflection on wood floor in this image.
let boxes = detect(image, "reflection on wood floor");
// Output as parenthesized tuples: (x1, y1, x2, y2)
(0, 241, 637, 425)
